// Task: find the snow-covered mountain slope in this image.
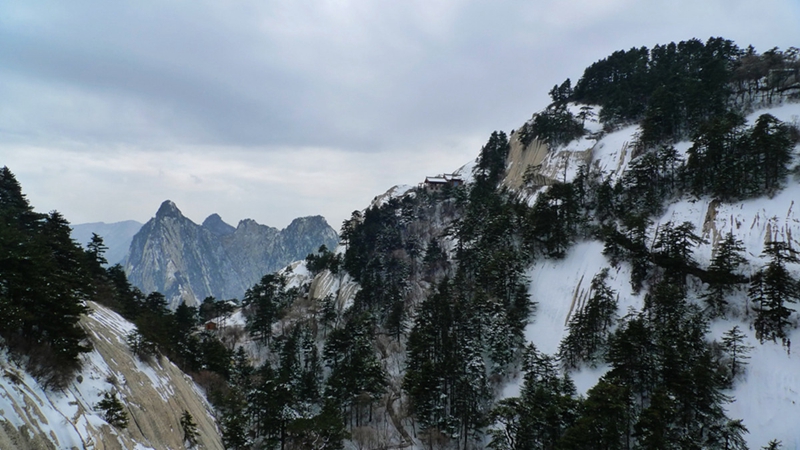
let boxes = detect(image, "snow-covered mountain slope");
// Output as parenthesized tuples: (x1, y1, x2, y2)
(0, 302, 223, 450)
(506, 102, 800, 449)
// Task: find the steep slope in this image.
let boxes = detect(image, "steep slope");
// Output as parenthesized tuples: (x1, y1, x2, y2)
(71, 220, 143, 266)
(125, 200, 339, 308)
(0, 301, 223, 450)
(509, 102, 800, 449)
(248, 102, 800, 449)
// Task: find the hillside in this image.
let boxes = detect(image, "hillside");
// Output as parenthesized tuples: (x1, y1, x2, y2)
(3, 37, 800, 450)
(0, 302, 223, 450)
(508, 101, 800, 449)
(198, 40, 800, 449)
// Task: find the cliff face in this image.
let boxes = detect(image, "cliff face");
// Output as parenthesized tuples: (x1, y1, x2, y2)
(124, 200, 339, 308)
(0, 302, 224, 450)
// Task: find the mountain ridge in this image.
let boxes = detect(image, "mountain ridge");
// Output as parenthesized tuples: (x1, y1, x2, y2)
(124, 200, 339, 308)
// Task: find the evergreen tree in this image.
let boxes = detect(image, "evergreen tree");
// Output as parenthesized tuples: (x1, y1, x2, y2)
(529, 182, 580, 258)
(505, 344, 579, 449)
(87, 232, 109, 266)
(651, 221, 705, 286)
(559, 379, 631, 450)
(324, 313, 386, 428)
(97, 391, 129, 428)
(703, 233, 747, 317)
(0, 170, 94, 387)
(750, 241, 800, 343)
(474, 131, 511, 187)
(721, 326, 753, 382)
(559, 268, 618, 369)
(180, 410, 200, 448)
(751, 114, 793, 194)
(243, 273, 292, 345)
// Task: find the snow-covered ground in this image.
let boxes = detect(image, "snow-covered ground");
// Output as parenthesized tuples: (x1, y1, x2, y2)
(0, 303, 223, 450)
(505, 102, 800, 448)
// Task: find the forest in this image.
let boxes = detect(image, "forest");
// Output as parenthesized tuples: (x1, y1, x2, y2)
(1, 37, 799, 449)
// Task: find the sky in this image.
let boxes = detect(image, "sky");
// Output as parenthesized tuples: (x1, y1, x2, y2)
(2, 0, 800, 231)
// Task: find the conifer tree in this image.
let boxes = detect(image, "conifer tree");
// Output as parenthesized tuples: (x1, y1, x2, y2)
(180, 410, 200, 448)
(97, 391, 129, 428)
(87, 232, 109, 266)
(703, 233, 747, 317)
(559, 268, 618, 369)
(243, 273, 291, 345)
(651, 221, 705, 286)
(750, 241, 800, 343)
(722, 326, 753, 381)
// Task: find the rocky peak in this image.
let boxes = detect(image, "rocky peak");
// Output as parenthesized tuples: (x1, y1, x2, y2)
(155, 199, 183, 219)
(126, 202, 339, 308)
(236, 218, 266, 233)
(203, 213, 235, 236)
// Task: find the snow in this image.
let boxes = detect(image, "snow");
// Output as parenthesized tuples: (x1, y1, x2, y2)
(0, 303, 223, 449)
(566, 103, 604, 134)
(453, 156, 478, 184)
(505, 102, 800, 448)
(589, 125, 640, 182)
(746, 102, 800, 126)
(370, 184, 416, 209)
(504, 241, 641, 399)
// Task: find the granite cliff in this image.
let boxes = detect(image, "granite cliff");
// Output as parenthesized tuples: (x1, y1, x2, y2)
(124, 200, 338, 308)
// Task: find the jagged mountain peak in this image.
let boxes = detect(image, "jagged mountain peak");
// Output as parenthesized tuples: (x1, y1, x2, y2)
(286, 215, 333, 230)
(202, 213, 235, 236)
(126, 202, 339, 308)
(155, 199, 183, 219)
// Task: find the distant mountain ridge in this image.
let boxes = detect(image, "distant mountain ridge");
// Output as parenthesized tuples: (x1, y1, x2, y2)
(71, 220, 143, 265)
(124, 200, 338, 308)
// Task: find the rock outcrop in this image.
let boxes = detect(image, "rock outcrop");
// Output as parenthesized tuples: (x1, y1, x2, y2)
(125, 200, 339, 308)
(0, 302, 224, 450)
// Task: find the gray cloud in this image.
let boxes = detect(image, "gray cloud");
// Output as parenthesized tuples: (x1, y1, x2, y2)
(1, 0, 799, 227)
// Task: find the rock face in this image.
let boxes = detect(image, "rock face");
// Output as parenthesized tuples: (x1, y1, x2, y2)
(71, 220, 143, 266)
(125, 200, 339, 308)
(0, 302, 224, 450)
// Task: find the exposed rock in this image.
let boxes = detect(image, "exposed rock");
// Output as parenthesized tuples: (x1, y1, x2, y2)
(0, 302, 224, 450)
(202, 213, 235, 236)
(125, 200, 339, 308)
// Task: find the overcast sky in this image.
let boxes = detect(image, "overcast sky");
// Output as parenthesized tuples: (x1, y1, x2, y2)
(2, 0, 799, 231)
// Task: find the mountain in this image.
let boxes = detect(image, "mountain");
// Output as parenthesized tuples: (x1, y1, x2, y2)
(3, 38, 800, 450)
(0, 301, 223, 450)
(124, 200, 338, 308)
(71, 220, 143, 265)
(199, 41, 800, 449)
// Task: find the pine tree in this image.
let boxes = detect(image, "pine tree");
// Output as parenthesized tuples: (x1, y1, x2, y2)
(97, 391, 129, 428)
(750, 241, 800, 343)
(559, 379, 630, 450)
(512, 344, 579, 449)
(751, 114, 793, 194)
(651, 221, 705, 286)
(243, 273, 291, 345)
(721, 326, 753, 381)
(702, 233, 747, 317)
(559, 268, 618, 369)
(180, 410, 200, 448)
(0, 171, 94, 388)
(87, 232, 109, 266)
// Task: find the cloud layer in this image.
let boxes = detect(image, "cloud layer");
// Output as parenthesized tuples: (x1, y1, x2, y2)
(2, 0, 799, 228)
